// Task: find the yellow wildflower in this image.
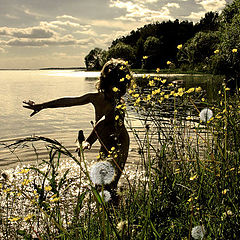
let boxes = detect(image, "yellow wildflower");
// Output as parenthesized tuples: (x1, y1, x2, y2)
(128, 89, 133, 94)
(146, 95, 151, 101)
(9, 217, 21, 222)
(164, 95, 169, 99)
(156, 68, 160, 73)
(119, 66, 125, 70)
(195, 87, 202, 92)
(3, 188, 11, 193)
(167, 61, 172, 65)
(50, 197, 60, 202)
(120, 78, 125, 82)
(24, 214, 34, 221)
(225, 87, 230, 91)
(112, 87, 119, 92)
(143, 56, 148, 59)
(201, 98, 205, 102)
(134, 97, 141, 105)
(232, 48, 238, 53)
(132, 93, 139, 98)
(222, 189, 229, 195)
(115, 115, 119, 120)
(18, 169, 30, 174)
(124, 61, 128, 65)
(45, 186, 52, 192)
(186, 88, 195, 94)
(190, 174, 198, 181)
(126, 74, 131, 80)
(132, 83, 137, 89)
(21, 179, 30, 186)
(214, 49, 219, 54)
(149, 80, 155, 87)
(161, 79, 167, 84)
(177, 44, 183, 50)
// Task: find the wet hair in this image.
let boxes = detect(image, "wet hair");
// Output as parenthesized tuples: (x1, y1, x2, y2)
(97, 58, 132, 96)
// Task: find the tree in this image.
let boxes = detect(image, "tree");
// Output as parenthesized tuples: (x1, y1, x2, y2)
(107, 42, 136, 65)
(210, 0, 240, 89)
(194, 11, 220, 32)
(84, 48, 107, 70)
(177, 31, 219, 71)
(142, 36, 163, 69)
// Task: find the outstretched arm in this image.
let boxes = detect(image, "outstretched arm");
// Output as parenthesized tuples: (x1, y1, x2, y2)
(23, 93, 95, 117)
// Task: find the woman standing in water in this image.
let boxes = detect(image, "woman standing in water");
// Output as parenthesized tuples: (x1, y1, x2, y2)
(23, 58, 132, 193)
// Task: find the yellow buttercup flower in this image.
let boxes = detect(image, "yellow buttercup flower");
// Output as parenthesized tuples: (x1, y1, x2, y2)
(167, 61, 172, 65)
(120, 78, 125, 82)
(149, 80, 155, 87)
(232, 48, 238, 53)
(18, 169, 30, 174)
(186, 88, 195, 94)
(24, 214, 34, 221)
(195, 87, 202, 92)
(9, 217, 21, 222)
(112, 87, 119, 92)
(214, 49, 219, 54)
(50, 197, 60, 202)
(115, 115, 119, 120)
(177, 44, 182, 50)
(143, 56, 148, 59)
(45, 186, 52, 192)
(126, 74, 131, 80)
(161, 79, 167, 84)
(21, 179, 31, 186)
(156, 68, 160, 73)
(190, 175, 198, 181)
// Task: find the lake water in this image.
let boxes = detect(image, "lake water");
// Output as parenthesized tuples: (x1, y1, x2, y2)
(0, 70, 222, 168)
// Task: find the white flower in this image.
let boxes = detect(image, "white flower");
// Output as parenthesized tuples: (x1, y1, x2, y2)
(200, 108, 213, 122)
(90, 161, 115, 185)
(191, 225, 205, 240)
(99, 190, 111, 202)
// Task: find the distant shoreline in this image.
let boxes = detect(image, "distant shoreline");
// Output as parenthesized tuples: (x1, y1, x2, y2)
(0, 67, 86, 71)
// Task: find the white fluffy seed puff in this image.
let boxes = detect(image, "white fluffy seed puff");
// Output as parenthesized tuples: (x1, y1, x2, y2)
(89, 161, 115, 185)
(200, 108, 213, 122)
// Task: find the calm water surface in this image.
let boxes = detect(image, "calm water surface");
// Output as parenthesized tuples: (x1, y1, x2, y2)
(0, 70, 103, 167)
(0, 70, 222, 168)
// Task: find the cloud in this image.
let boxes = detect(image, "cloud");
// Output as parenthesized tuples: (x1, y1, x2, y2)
(56, 15, 80, 21)
(0, 47, 6, 53)
(186, 0, 227, 22)
(186, 11, 207, 22)
(109, 0, 174, 22)
(2, 34, 94, 47)
(166, 3, 180, 8)
(0, 27, 55, 38)
(196, 0, 227, 12)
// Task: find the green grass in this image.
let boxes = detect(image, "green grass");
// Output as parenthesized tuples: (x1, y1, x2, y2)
(0, 78, 239, 239)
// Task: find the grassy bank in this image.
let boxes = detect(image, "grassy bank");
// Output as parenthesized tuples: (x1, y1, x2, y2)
(0, 76, 239, 239)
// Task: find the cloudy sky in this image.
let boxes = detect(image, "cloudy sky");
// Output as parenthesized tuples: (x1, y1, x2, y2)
(0, 0, 233, 69)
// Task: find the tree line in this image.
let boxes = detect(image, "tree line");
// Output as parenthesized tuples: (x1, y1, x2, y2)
(85, 0, 240, 88)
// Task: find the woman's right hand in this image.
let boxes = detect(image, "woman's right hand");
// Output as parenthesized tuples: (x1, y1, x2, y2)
(23, 100, 43, 117)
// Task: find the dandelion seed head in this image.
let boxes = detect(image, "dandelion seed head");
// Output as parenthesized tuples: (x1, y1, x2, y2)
(200, 108, 213, 122)
(191, 225, 205, 240)
(99, 190, 111, 202)
(90, 161, 115, 185)
(117, 220, 128, 231)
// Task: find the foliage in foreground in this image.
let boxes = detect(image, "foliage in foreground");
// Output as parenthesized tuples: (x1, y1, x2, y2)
(0, 77, 240, 239)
